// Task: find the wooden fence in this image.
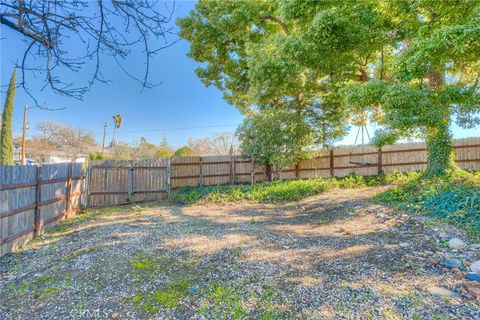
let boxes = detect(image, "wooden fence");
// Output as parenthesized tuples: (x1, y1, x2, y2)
(0, 162, 85, 256)
(1, 137, 479, 256)
(87, 137, 480, 206)
(170, 137, 480, 187)
(86, 159, 169, 207)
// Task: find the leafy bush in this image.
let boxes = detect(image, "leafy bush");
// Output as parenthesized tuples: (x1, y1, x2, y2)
(376, 171, 480, 240)
(88, 152, 105, 160)
(170, 171, 417, 204)
(172, 146, 197, 157)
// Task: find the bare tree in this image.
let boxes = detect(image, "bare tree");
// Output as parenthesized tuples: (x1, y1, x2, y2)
(35, 120, 97, 156)
(0, 0, 178, 105)
(188, 132, 240, 156)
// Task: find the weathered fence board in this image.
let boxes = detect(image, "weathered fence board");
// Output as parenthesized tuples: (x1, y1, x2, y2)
(0, 162, 85, 256)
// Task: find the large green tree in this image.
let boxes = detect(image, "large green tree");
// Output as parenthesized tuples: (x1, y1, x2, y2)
(0, 69, 16, 165)
(179, 0, 479, 176)
(177, 0, 350, 152)
(341, 0, 480, 176)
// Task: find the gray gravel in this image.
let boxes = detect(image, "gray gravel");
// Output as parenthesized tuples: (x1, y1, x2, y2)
(1, 187, 479, 319)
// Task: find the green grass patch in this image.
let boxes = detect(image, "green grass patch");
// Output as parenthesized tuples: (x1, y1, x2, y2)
(129, 253, 202, 314)
(133, 281, 192, 313)
(14, 274, 62, 301)
(375, 170, 480, 241)
(130, 253, 158, 271)
(198, 284, 285, 319)
(170, 172, 416, 204)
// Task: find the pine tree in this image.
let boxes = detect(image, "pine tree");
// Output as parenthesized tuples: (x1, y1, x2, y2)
(0, 70, 16, 165)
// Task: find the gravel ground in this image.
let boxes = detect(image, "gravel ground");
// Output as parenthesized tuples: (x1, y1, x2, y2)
(1, 186, 479, 319)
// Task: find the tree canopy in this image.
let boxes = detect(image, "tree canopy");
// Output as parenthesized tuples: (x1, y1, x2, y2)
(179, 0, 480, 175)
(177, 0, 350, 149)
(237, 108, 313, 169)
(173, 146, 198, 158)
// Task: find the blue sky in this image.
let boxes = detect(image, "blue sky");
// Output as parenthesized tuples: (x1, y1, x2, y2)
(0, 1, 477, 149)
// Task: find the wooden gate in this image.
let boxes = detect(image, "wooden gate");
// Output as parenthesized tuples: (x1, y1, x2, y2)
(86, 159, 169, 207)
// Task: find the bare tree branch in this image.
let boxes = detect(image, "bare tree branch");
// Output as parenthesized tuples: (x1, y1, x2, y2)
(1, 0, 177, 105)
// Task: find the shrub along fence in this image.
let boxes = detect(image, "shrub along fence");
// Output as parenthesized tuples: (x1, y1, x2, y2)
(1, 137, 479, 256)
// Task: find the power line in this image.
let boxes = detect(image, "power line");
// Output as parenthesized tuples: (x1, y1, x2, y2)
(115, 123, 241, 135)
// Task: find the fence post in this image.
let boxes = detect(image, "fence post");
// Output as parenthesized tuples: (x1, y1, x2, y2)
(82, 164, 91, 209)
(199, 157, 203, 187)
(251, 159, 256, 185)
(230, 156, 235, 185)
(378, 148, 383, 174)
(65, 162, 72, 218)
(34, 165, 43, 236)
(330, 149, 335, 177)
(127, 161, 133, 203)
(166, 158, 171, 194)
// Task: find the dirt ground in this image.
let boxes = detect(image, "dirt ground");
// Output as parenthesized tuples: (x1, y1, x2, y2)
(1, 186, 479, 319)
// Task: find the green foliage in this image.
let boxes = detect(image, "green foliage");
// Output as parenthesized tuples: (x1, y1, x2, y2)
(155, 148, 172, 159)
(237, 108, 314, 168)
(88, 152, 104, 160)
(170, 172, 416, 204)
(0, 69, 16, 165)
(340, 1, 479, 175)
(132, 281, 192, 313)
(376, 171, 480, 241)
(173, 146, 198, 157)
(130, 253, 157, 271)
(198, 284, 283, 319)
(178, 0, 350, 154)
(180, 0, 480, 177)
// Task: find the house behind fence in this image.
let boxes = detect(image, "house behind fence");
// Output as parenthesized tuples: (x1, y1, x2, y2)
(1, 137, 479, 256)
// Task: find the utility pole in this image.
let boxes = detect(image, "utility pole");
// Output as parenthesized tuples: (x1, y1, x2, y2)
(21, 104, 28, 165)
(101, 121, 108, 155)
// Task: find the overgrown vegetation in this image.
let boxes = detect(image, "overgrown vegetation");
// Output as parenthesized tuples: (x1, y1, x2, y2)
(170, 172, 415, 204)
(376, 171, 480, 241)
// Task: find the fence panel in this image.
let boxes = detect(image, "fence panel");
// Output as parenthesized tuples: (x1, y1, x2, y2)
(0, 162, 85, 257)
(87, 160, 131, 207)
(454, 137, 480, 171)
(131, 159, 169, 203)
(171, 156, 201, 189)
(298, 150, 331, 179)
(87, 159, 168, 207)
(0, 165, 37, 256)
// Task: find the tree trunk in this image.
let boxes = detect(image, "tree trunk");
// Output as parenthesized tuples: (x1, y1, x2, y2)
(265, 163, 272, 182)
(424, 71, 458, 176)
(425, 122, 457, 176)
